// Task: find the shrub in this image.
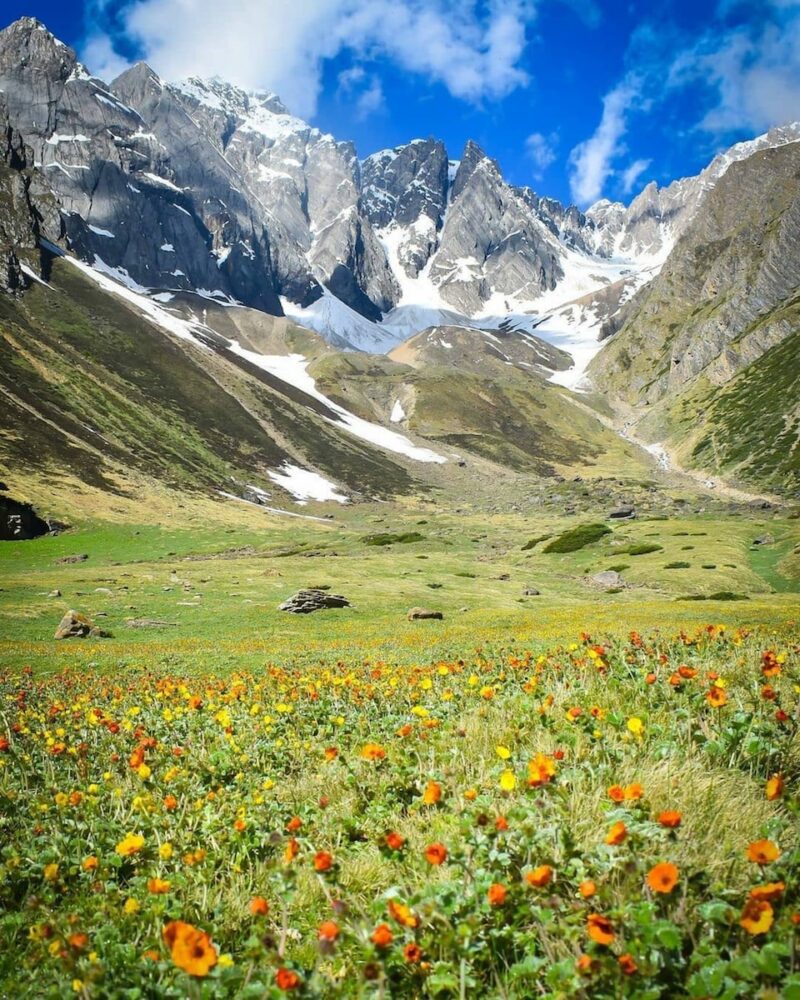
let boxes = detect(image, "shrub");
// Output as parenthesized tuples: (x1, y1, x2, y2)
(363, 532, 425, 546)
(625, 543, 663, 556)
(521, 534, 552, 551)
(543, 523, 612, 553)
(665, 561, 691, 569)
(606, 563, 630, 573)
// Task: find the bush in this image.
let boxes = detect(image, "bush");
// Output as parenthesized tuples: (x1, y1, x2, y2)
(606, 563, 630, 573)
(625, 543, 663, 556)
(363, 532, 425, 546)
(521, 534, 552, 551)
(543, 523, 612, 553)
(664, 561, 691, 569)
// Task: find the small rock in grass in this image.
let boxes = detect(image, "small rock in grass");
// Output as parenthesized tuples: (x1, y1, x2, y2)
(407, 607, 444, 621)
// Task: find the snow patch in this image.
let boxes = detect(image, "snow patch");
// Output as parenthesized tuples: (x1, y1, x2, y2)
(88, 225, 115, 238)
(390, 399, 406, 423)
(267, 463, 348, 504)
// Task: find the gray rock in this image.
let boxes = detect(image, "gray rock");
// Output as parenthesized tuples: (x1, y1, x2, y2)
(55, 554, 88, 564)
(752, 533, 775, 546)
(590, 571, 625, 589)
(522, 587, 541, 596)
(608, 505, 636, 519)
(54, 609, 111, 639)
(279, 589, 351, 614)
(407, 607, 443, 620)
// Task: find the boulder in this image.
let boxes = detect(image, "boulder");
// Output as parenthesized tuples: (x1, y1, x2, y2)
(407, 607, 444, 621)
(54, 610, 112, 639)
(55, 554, 88, 565)
(522, 587, 541, 596)
(752, 533, 775, 546)
(279, 589, 351, 614)
(589, 571, 625, 589)
(608, 505, 636, 519)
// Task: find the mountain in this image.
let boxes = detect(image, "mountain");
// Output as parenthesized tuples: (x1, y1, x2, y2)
(589, 140, 800, 490)
(9, 14, 797, 371)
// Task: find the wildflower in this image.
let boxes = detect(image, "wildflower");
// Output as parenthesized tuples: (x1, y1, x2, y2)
(371, 923, 393, 948)
(605, 821, 627, 846)
(422, 780, 442, 805)
(68, 933, 88, 950)
(749, 882, 784, 902)
(658, 810, 682, 828)
(487, 883, 507, 906)
(164, 794, 178, 811)
(579, 880, 597, 898)
(424, 843, 447, 865)
(576, 954, 596, 975)
(496, 744, 511, 759)
(43, 863, 59, 882)
(284, 838, 299, 864)
(147, 878, 171, 894)
(747, 840, 780, 865)
(587, 913, 615, 945)
(159, 842, 173, 861)
(324, 746, 339, 761)
(499, 769, 516, 792)
(385, 831, 405, 851)
(313, 851, 333, 872)
(286, 816, 302, 832)
(740, 898, 774, 935)
(249, 896, 269, 916)
(624, 783, 644, 800)
(766, 775, 784, 801)
(115, 833, 145, 857)
(647, 862, 679, 894)
(123, 899, 140, 915)
(495, 814, 509, 831)
(82, 856, 98, 872)
(618, 954, 638, 975)
(361, 743, 386, 761)
(608, 784, 625, 802)
(317, 920, 339, 943)
(275, 968, 301, 990)
(525, 865, 553, 888)
(388, 900, 418, 928)
(464, 788, 478, 801)
(706, 687, 727, 708)
(528, 752, 556, 787)
(403, 942, 423, 963)
(163, 920, 217, 977)
(627, 717, 644, 737)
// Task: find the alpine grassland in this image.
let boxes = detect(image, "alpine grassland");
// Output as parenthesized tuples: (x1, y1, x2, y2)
(0, 499, 799, 998)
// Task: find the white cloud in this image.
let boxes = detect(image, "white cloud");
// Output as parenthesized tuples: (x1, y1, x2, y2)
(621, 157, 651, 194)
(524, 131, 557, 177)
(567, 77, 641, 205)
(670, 16, 800, 135)
(83, 0, 539, 119)
(338, 65, 385, 119)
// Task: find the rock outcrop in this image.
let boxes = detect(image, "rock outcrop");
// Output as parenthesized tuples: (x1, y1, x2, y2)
(278, 589, 351, 614)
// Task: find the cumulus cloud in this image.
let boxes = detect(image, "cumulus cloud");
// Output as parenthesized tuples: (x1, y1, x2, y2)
(83, 0, 539, 119)
(567, 77, 641, 206)
(524, 131, 557, 177)
(338, 66, 385, 119)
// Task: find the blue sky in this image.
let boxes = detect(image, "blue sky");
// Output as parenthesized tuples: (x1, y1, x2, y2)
(5, 0, 800, 206)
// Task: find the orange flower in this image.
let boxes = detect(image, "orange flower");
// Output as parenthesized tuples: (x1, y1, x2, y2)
(324, 746, 339, 761)
(82, 856, 98, 872)
(464, 788, 478, 801)
(525, 865, 553, 888)
(706, 686, 727, 708)
(605, 821, 627, 846)
(147, 878, 171, 894)
(495, 815, 509, 831)
(284, 837, 299, 864)
(608, 784, 625, 802)
(422, 780, 442, 805)
(576, 954, 596, 975)
(163, 920, 217, 977)
(249, 896, 269, 916)
(317, 920, 339, 943)
(749, 882, 785, 902)
(747, 839, 780, 865)
(286, 816, 302, 833)
(385, 831, 405, 851)
(361, 743, 386, 761)
(618, 953, 638, 975)
(68, 933, 88, 950)
(313, 851, 333, 872)
(647, 862, 679, 894)
(233, 818, 246, 833)
(740, 898, 774, 935)
(528, 752, 556, 787)
(766, 775, 784, 801)
(624, 783, 644, 801)
(387, 900, 418, 928)
(487, 883, 507, 906)
(371, 923, 394, 948)
(275, 968, 301, 991)
(586, 913, 615, 946)
(579, 880, 597, 898)
(424, 843, 447, 865)
(164, 794, 178, 811)
(657, 810, 682, 828)
(403, 942, 423, 963)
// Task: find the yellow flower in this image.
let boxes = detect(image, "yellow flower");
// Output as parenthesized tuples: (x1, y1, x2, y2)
(626, 717, 644, 737)
(495, 745, 512, 760)
(43, 863, 59, 882)
(499, 769, 517, 792)
(218, 954, 234, 968)
(123, 898, 140, 915)
(159, 842, 174, 860)
(137, 764, 152, 780)
(116, 833, 145, 857)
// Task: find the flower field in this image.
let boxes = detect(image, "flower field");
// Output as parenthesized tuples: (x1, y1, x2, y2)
(1, 624, 799, 998)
